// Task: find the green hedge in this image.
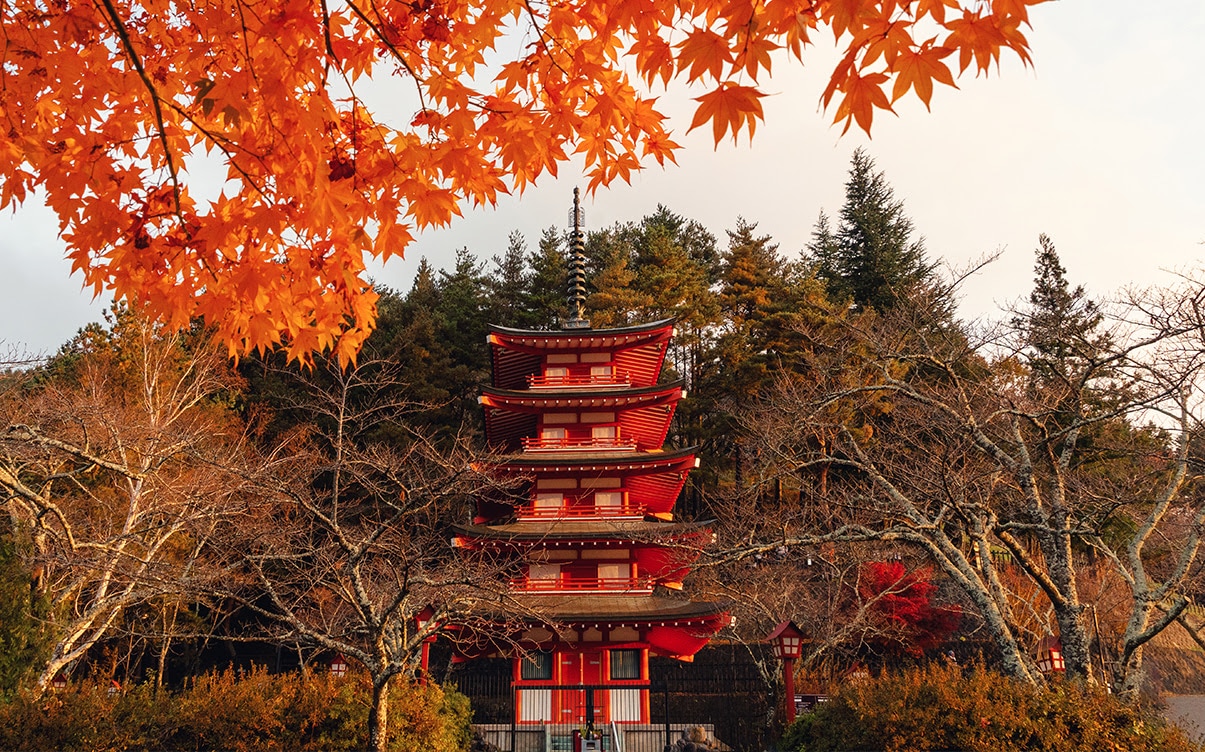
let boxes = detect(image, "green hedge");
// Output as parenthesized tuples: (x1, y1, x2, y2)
(0, 666, 472, 752)
(781, 663, 1201, 752)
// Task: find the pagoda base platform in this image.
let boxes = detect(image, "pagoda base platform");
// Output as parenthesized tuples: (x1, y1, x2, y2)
(473, 722, 730, 752)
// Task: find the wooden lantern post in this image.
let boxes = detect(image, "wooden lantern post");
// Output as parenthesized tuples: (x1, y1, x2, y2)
(766, 621, 804, 724)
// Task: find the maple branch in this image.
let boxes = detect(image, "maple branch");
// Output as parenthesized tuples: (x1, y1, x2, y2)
(520, 0, 574, 80)
(343, 0, 428, 112)
(319, 0, 340, 76)
(94, 0, 183, 217)
(165, 102, 268, 198)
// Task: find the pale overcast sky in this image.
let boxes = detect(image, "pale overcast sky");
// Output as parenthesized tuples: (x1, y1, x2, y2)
(2, 0, 1202, 356)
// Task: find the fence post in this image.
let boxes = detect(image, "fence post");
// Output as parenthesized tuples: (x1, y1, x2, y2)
(662, 681, 671, 752)
(510, 684, 516, 752)
(585, 686, 596, 737)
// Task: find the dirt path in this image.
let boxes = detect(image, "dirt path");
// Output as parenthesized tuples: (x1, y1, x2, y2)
(1165, 695, 1205, 742)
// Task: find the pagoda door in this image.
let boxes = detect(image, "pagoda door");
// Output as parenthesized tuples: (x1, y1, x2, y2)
(556, 650, 605, 725)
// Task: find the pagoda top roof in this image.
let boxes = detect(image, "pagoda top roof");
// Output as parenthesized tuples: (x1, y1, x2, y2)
(454, 518, 713, 542)
(488, 318, 675, 340)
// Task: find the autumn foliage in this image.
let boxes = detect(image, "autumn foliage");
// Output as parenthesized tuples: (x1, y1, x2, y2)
(858, 561, 961, 656)
(0, 0, 1044, 361)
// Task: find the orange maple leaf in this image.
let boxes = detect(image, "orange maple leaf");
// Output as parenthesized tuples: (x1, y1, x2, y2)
(688, 82, 766, 145)
(675, 27, 733, 83)
(890, 42, 955, 108)
(832, 70, 893, 135)
(944, 9, 1010, 73)
(733, 35, 780, 81)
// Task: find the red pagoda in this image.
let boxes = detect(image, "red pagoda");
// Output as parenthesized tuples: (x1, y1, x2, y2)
(453, 191, 730, 732)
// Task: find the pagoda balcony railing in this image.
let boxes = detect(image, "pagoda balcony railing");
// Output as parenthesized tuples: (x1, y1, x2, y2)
(515, 503, 644, 520)
(526, 371, 632, 389)
(510, 577, 653, 594)
(522, 436, 637, 452)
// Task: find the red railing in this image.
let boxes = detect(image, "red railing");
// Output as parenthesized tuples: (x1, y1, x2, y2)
(515, 503, 643, 520)
(527, 371, 631, 389)
(522, 436, 637, 452)
(510, 577, 652, 593)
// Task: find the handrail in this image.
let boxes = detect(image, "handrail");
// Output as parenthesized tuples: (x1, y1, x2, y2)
(527, 371, 631, 389)
(510, 576, 652, 593)
(522, 436, 637, 452)
(610, 721, 623, 752)
(515, 504, 643, 519)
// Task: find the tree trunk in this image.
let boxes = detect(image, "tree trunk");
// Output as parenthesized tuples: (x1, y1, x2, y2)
(1052, 604, 1094, 683)
(368, 675, 390, 752)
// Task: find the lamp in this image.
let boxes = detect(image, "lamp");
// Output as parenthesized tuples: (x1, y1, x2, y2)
(1036, 636, 1065, 674)
(330, 654, 349, 678)
(416, 606, 437, 685)
(766, 621, 804, 724)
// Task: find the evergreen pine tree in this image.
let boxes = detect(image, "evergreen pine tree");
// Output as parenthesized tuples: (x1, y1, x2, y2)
(809, 148, 936, 313)
(486, 231, 537, 329)
(0, 533, 51, 697)
(436, 249, 490, 425)
(584, 225, 648, 328)
(387, 259, 456, 411)
(526, 226, 569, 328)
(1013, 234, 1107, 385)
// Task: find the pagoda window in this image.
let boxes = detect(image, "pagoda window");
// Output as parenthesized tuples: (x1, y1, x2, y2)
(594, 490, 625, 513)
(590, 364, 614, 380)
(539, 426, 567, 446)
(533, 492, 564, 514)
(528, 563, 561, 586)
(609, 649, 642, 680)
(543, 366, 569, 382)
(597, 562, 631, 585)
(520, 651, 554, 680)
(591, 425, 618, 445)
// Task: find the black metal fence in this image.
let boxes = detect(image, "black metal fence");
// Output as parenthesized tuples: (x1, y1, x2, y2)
(447, 647, 779, 752)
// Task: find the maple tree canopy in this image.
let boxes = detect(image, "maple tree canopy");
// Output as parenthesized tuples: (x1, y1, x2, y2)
(0, 0, 1045, 362)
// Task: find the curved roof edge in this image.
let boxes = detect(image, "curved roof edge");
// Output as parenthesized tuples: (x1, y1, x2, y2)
(488, 317, 676, 338)
(480, 444, 699, 468)
(481, 379, 685, 401)
(453, 518, 716, 541)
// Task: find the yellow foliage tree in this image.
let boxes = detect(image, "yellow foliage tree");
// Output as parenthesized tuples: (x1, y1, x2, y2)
(0, 0, 1045, 362)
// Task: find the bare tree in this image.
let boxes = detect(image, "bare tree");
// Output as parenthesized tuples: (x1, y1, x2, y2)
(712, 273, 1205, 696)
(0, 314, 244, 692)
(216, 354, 511, 752)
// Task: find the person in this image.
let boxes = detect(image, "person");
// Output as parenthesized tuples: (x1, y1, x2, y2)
(674, 725, 713, 751)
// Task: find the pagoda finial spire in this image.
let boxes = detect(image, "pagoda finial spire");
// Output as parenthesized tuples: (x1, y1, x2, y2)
(563, 187, 591, 330)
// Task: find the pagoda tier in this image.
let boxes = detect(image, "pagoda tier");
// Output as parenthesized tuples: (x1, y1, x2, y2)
(453, 519, 713, 592)
(479, 382, 684, 453)
(487, 319, 674, 391)
(456, 596, 733, 660)
(471, 447, 700, 523)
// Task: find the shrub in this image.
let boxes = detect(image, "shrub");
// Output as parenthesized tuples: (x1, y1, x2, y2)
(0, 666, 472, 752)
(780, 663, 1201, 752)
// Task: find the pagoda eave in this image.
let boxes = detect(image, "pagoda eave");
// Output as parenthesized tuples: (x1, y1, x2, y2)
(479, 381, 685, 410)
(453, 519, 715, 544)
(452, 596, 732, 660)
(487, 319, 675, 351)
(478, 447, 699, 474)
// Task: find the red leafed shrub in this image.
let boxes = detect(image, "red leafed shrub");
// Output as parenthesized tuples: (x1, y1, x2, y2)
(859, 561, 961, 656)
